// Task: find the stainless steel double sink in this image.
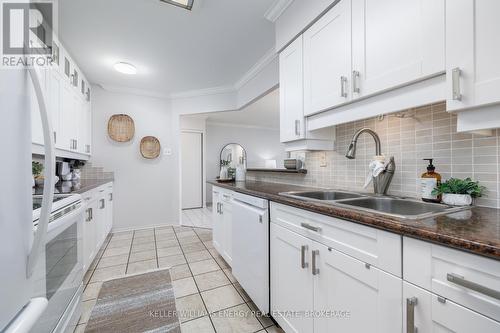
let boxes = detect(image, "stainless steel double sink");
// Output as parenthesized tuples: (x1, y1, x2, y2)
(280, 190, 470, 220)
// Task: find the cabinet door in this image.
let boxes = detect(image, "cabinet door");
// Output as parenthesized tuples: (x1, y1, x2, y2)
(83, 200, 98, 271)
(97, 194, 108, 247)
(106, 188, 113, 235)
(270, 223, 314, 333)
(403, 282, 500, 333)
(77, 98, 86, 154)
(303, 0, 351, 115)
(313, 241, 402, 333)
(446, 0, 500, 111)
(212, 189, 223, 254)
(279, 36, 305, 142)
(221, 195, 232, 266)
(49, 70, 62, 148)
(60, 85, 75, 150)
(30, 65, 49, 145)
(352, 0, 445, 99)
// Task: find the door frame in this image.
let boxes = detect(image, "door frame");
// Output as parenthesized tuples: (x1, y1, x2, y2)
(180, 129, 205, 210)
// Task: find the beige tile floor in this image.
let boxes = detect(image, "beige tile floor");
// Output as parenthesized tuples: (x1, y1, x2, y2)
(181, 207, 213, 228)
(75, 225, 283, 333)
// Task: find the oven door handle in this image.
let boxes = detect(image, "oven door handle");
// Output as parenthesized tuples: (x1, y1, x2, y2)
(26, 63, 55, 279)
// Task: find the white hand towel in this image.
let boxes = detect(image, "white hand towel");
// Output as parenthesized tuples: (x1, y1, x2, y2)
(364, 157, 386, 188)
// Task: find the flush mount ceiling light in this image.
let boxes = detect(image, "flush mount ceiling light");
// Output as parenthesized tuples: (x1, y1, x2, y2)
(159, 0, 194, 10)
(114, 62, 137, 75)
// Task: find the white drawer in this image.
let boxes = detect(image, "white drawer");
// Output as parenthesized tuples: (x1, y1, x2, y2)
(270, 202, 402, 277)
(403, 237, 500, 322)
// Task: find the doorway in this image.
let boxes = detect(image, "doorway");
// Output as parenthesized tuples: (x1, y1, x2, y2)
(181, 131, 203, 209)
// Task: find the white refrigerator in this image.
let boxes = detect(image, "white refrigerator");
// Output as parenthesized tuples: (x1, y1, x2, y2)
(0, 64, 56, 331)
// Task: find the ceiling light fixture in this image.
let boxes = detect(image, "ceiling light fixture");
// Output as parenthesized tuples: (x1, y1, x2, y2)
(113, 62, 137, 75)
(159, 0, 194, 11)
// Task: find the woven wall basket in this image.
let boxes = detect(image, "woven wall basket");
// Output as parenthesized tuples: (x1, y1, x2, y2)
(108, 114, 135, 142)
(140, 136, 161, 159)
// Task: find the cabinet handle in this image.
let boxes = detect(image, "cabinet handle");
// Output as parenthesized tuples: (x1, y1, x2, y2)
(447, 273, 500, 300)
(452, 67, 462, 101)
(312, 250, 319, 275)
(217, 202, 221, 214)
(220, 203, 223, 214)
(99, 198, 105, 209)
(301, 245, 309, 269)
(295, 120, 301, 136)
(352, 70, 360, 93)
(406, 297, 418, 333)
(75, 139, 78, 150)
(109, 193, 113, 201)
(301, 222, 321, 233)
(53, 131, 57, 144)
(85, 208, 90, 222)
(340, 76, 348, 98)
(86, 208, 93, 222)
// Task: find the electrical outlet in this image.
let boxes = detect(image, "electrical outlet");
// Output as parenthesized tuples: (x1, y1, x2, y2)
(319, 152, 327, 167)
(164, 148, 172, 156)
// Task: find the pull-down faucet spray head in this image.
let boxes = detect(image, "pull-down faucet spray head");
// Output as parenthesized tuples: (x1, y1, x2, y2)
(345, 128, 382, 159)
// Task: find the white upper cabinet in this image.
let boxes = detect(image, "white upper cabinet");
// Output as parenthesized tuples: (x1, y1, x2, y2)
(351, 0, 445, 99)
(303, 0, 351, 116)
(280, 36, 305, 142)
(446, 0, 500, 111)
(32, 35, 92, 159)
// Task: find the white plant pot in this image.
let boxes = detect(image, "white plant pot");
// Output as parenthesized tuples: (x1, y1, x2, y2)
(442, 193, 473, 206)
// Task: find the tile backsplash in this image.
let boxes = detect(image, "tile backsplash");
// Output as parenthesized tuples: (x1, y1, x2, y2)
(247, 102, 500, 208)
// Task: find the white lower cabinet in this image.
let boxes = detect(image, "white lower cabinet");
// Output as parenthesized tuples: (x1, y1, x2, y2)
(82, 183, 114, 271)
(271, 221, 401, 333)
(314, 241, 402, 333)
(271, 223, 314, 333)
(270, 204, 500, 333)
(403, 282, 500, 333)
(212, 187, 232, 266)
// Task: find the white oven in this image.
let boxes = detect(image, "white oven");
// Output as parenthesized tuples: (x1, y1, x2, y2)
(32, 194, 85, 333)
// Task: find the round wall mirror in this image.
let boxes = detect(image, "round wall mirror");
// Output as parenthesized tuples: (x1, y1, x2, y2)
(219, 143, 246, 179)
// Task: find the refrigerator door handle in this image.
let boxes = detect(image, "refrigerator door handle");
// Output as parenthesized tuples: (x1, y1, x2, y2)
(3, 298, 48, 333)
(26, 65, 55, 278)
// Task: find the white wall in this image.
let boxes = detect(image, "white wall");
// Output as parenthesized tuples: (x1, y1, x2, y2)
(205, 123, 287, 203)
(90, 86, 178, 231)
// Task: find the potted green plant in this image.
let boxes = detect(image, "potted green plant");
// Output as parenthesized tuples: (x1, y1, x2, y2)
(432, 178, 485, 206)
(32, 161, 44, 187)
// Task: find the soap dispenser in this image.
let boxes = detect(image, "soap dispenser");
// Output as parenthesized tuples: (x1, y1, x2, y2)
(420, 158, 441, 203)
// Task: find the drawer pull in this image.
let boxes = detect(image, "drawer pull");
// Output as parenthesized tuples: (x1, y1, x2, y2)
(301, 245, 309, 269)
(312, 250, 320, 275)
(447, 273, 500, 300)
(301, 222, 321, 232)
(406, 297, 418, 333)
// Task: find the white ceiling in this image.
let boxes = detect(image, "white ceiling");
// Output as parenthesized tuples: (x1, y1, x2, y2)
(58, 0, 276, 96)
(204, 88, 279, 129)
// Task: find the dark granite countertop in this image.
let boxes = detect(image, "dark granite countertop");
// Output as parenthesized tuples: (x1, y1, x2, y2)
(208, 180, 500, 260)
(33, 178, 114, 196)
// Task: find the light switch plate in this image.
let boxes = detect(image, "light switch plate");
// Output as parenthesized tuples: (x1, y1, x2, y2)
(319, 152, 327, 167)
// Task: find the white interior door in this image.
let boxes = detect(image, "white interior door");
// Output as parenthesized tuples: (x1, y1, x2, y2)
(181, 131, 203, 209)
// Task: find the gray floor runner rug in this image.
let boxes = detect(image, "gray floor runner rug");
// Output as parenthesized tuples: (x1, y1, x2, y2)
(85, 268, 180, 333)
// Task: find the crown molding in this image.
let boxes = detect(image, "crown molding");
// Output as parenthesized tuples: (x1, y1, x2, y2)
(264, 0, 294, 22)
(206, 120, 279, 131)
(169, 85, 235, 99)
(234, 47, 278, 90)
(98, 84, 171, 99)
